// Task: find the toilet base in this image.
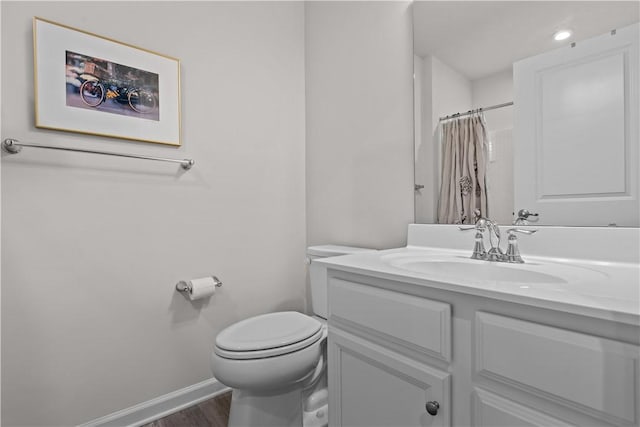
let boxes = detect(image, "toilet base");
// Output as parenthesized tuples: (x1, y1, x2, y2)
(303, 403, 328, 427)
(228, 387, 303, 427)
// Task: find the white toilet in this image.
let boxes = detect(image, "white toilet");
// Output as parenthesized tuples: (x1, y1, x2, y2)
(211, 245, 373, 427)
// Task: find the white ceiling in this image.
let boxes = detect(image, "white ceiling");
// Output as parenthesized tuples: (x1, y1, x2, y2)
(413, 1, 640, 80)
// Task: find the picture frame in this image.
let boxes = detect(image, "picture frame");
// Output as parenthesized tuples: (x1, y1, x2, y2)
(33, 17, 181, 146)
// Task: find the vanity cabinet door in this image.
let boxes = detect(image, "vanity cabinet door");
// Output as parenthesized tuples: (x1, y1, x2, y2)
(328, 328, 450, 427)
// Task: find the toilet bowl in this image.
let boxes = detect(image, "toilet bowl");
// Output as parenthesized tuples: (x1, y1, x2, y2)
(211, 245, 374, 427)
(211, 312, 327, 427)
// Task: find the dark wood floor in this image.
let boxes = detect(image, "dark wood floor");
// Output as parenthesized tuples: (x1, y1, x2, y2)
(143, 392, 231, 427)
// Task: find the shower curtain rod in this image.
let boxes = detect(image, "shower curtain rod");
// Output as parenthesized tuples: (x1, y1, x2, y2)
(439, 101, 514, 122)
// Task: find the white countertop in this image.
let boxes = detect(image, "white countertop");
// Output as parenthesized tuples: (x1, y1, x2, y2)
(316, 242, 640, 326)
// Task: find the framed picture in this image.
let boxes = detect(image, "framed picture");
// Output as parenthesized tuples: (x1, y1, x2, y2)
(33, 17, 181, 146)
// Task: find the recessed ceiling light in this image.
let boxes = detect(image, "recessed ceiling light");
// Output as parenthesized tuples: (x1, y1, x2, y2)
(553, 30, 572, 41)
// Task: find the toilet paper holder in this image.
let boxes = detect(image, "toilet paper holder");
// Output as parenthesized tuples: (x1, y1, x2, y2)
(176, 276, 223, 294)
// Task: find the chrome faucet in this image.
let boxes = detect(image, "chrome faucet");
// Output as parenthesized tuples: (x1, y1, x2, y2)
(460, 211, 537, 263)
(485, 219, 504, 261)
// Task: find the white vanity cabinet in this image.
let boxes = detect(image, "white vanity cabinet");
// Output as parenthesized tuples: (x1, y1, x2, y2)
(326, 272, 640, 427)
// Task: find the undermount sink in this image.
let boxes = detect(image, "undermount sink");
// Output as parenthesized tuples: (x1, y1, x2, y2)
(381, 252, 608, 285)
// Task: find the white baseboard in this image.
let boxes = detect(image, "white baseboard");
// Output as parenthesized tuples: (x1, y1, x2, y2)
(78, 378, 230, 427)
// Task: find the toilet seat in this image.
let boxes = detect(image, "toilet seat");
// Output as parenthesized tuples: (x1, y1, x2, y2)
(215, 328, 323, 360)
(215, 311, 323, 360)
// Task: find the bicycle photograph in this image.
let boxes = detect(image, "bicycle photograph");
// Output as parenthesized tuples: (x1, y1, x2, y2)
(66, 50, 160, 121)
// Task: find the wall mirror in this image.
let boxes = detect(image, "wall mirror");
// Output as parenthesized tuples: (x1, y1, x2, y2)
(413, 1, 640, 226)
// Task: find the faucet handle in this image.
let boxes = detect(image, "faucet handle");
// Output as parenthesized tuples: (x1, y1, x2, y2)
(507, 228, 538, 236)
(459, 218, 487, 232)
(505, 229, 537, 263)
(460, 221, 487, 260)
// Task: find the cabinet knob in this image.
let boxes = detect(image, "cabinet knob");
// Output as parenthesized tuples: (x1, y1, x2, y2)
(425, 400, 440, 416)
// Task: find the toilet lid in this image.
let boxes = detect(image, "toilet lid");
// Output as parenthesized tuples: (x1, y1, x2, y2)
(215, 311, 322, 352)
(215, 328, 324, 360)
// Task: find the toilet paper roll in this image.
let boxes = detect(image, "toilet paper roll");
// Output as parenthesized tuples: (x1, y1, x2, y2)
(188, 277, 217, 301)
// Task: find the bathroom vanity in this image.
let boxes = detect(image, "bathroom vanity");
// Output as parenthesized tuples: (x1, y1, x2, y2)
(318, 225, 640, 427)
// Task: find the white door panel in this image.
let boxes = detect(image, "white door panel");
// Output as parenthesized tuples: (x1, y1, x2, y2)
(514, 24, 639, 226)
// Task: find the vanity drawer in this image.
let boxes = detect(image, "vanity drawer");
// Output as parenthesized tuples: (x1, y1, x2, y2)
(329, 278, 451, 361)
(475, 312, 640, 425)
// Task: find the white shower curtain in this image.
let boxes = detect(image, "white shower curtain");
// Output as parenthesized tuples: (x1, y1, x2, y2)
(437, 113, 489, 224)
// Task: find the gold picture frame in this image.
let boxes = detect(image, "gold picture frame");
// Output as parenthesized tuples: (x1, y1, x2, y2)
(33, 17, 182, 146)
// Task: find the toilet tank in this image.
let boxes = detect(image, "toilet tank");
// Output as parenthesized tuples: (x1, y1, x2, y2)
(307, 245, 375, 319)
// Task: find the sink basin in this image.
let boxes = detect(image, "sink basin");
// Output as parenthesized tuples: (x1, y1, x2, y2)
(394, 259, 565, 283)
(381, 252, 607, 285)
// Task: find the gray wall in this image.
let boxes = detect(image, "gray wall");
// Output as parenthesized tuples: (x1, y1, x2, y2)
(305, 1, 415, 250)
(1, 2, 306, 425)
